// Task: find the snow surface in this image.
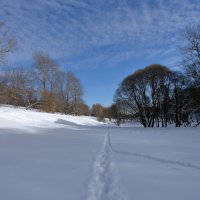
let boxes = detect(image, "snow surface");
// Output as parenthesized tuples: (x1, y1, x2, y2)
(0, 105, 200, 200)
(0, 105, 103, 132)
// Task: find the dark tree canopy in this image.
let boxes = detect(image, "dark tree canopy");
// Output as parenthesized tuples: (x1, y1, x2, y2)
(114, 64, 198, 127)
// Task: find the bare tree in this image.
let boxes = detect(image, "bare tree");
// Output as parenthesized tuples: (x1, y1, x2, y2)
(66, 72, 83, 115)
(53, 70, 67, 113)
(32, 52, 60, 112)
(77, 103, 90, 116)
(32, 52, 59, 90)
(2, 67, 34, 107)
(0, 22, 16, 102)
(0, 22, 16, 62)
(180, 25, 200, 126)
(170, 72, 187, 127)
(181, 24, 200, 86)
(91, 103, 107, 122)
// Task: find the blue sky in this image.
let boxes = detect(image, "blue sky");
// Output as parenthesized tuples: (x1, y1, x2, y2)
(0, 0, 200, 106)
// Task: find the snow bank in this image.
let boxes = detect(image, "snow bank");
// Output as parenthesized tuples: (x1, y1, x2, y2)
(0, 105, 103, 133)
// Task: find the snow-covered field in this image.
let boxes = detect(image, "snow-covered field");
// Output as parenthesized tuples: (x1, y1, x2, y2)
(0, 105, 200, 200)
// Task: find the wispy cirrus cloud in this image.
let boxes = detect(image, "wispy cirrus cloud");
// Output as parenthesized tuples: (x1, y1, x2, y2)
(0, 0, 199, 68)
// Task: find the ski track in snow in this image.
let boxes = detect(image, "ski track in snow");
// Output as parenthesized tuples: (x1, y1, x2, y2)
(87, 129, 200, 200)
(87, 131, 124, 200)
(108, 133, 200, 171)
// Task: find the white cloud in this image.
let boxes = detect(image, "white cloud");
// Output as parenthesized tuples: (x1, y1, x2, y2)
(0, 0, 199, 68)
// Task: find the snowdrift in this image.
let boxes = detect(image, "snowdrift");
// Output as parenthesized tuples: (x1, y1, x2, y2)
(0, 105, 103, 132)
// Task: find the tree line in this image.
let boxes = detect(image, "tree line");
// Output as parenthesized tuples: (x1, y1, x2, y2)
(0, 52, 90, 115)
(113, 64, 198, 127)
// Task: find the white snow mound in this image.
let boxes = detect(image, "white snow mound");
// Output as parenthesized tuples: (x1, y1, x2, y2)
(0, 105, 103, 132)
